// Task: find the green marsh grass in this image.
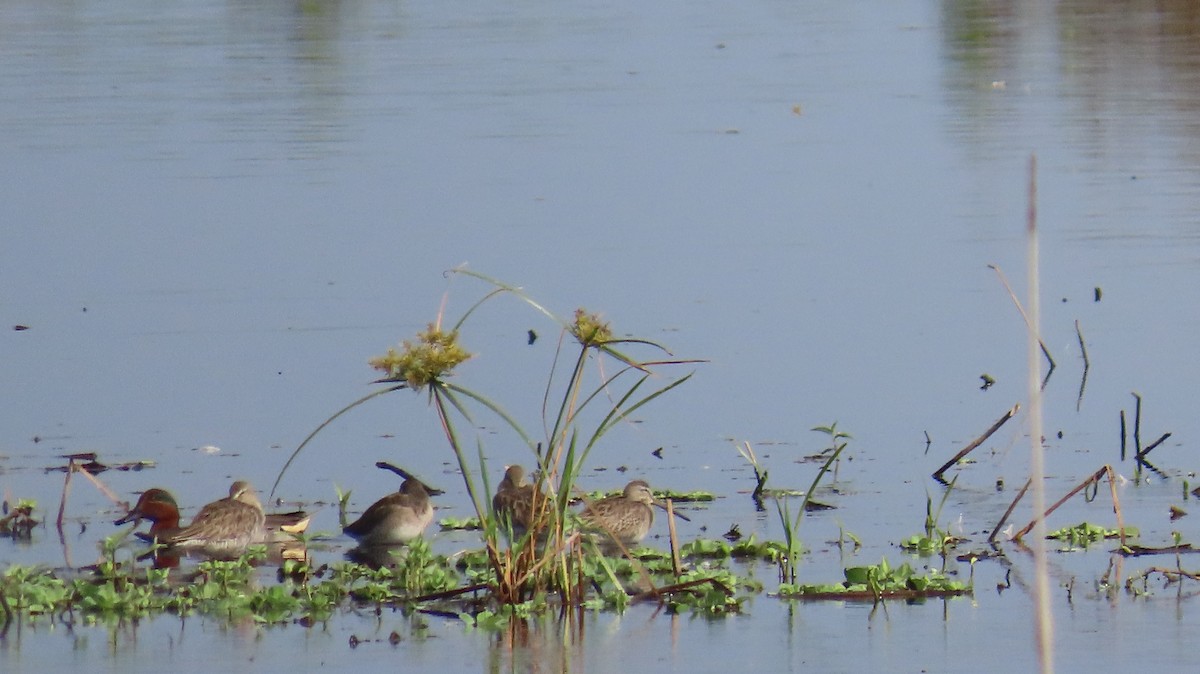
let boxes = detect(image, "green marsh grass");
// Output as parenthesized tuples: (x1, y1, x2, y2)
(900, 476, 961, 556)
(759, 423, 851, 584)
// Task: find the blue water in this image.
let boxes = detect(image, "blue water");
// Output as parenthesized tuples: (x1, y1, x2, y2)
(4, 0, 1200, 670)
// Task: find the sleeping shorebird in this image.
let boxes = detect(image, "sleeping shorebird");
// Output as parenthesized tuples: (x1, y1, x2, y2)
(343, 462, 440, 546)
(116, 485, 310, 546)
(113, 481, 266, 555)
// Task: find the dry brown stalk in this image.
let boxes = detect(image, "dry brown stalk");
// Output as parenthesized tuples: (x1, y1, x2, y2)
(932, 403, 1020, 481)
(55, 458, 74, 532)
(1137, 567, 1200, 583)
(1135, 432, 1172, 460)
(1075, 320, 1089, 411)
(989, 477, 1032, 544)
(630, 576, 731, 605)
(1104, 465, 1126, 549)
(988, 263, 1056, 376)
(667, 499, 682, 579)
(1014, 465, 1113, 541)
(1025, 153, 1054, 674)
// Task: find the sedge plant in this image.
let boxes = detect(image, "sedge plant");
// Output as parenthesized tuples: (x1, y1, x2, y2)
(272, 267, 699, 609)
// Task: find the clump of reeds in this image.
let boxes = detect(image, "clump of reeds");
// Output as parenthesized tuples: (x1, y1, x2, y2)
(274, 267, 700, 609)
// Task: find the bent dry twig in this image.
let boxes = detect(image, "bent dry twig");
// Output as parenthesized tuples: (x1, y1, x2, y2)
(630, 576, 732, 605)
(988, 263, 1056, 384)
(932, 404, 1020, 482)
(1136, 433, 1172, 461)
(1075, 319, 1090, 411)
(56, 457, 74, 534)
(989, 477, 1031, 544)
(1012, 465, 1127, 543)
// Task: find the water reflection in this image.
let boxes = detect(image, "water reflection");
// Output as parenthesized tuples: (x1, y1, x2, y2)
(487, 614, 576, 674)
(941, 0, 1200, 165)
(0, 0, 408, 166)
(215, 0, 381, 164)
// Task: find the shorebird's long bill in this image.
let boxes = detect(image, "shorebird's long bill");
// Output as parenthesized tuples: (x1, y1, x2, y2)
(375, 461, 444, 494)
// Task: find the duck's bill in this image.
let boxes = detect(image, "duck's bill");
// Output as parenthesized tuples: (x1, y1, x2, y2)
(113, 512, 141, 526)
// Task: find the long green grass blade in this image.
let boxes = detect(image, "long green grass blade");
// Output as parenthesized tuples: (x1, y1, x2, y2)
(268, 384, 405, 502)
(433, 388, 485, 518)
(448, 266, 561, 326)
(586, 372, 695, 457)
(443, 381, 537, 453)
(450, 287, 508, 334)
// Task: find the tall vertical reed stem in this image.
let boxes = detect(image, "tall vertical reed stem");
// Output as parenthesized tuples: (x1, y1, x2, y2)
(1026, 153, 1055, 673)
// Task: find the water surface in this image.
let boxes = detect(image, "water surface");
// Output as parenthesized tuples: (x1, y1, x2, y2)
(3, 0, 1200, 671)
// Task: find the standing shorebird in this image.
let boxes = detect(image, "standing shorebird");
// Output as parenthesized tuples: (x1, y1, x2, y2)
(133, 480, 267, 555)
(580, 479, 657, 549)
(343, 463, 439, 546)
(492, 464, 546, 534)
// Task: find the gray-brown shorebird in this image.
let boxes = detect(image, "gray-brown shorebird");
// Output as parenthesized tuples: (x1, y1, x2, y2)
(344, 465, 437, 546)
(116, 487, 309, 545)
(492, 464, 547, 534)
(162, 480, 266, 554)
(580, 479, 656, 548)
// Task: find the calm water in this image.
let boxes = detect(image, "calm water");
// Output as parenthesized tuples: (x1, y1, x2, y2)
(3, 0, 1200, 670)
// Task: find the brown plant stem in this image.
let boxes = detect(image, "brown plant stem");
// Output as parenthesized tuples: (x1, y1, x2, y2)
(410, 582, 489, 604)
(1075, 320, 1089, 412)
(1135, 432, 1172, 460)
(1118, 544, 1198, 557)
(1135, 567, 1200, 583)
(1014, 466, 1110, 541)
(1104, 465, 1127, 549)
(1132, 392, 1142, 455)
(667, 499, 682, 579)
(1025, 153, 1054, 674)
(932, 404, 1020, 481)
(988, 263, 1056, 378)
(75, 463, 122, 505)
(56, 458, 74, 533)
(630, 576, 731, 604)
(781, 587, 971, 601)
(989, 477, 1032, 544)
